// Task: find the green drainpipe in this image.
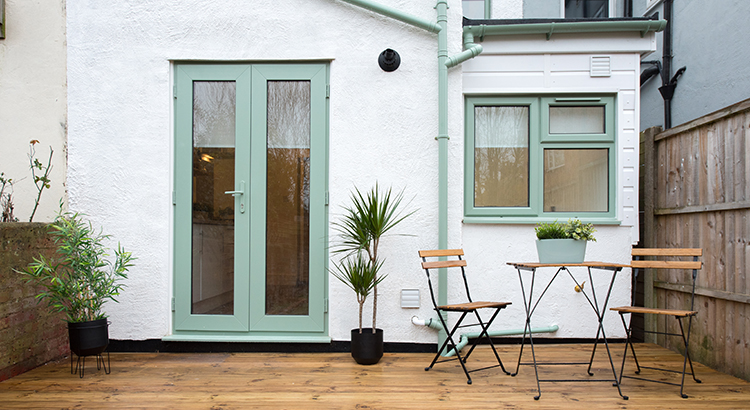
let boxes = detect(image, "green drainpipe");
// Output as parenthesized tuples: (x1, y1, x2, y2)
(435, 0, 449, 332)
(444, 325, 559, 357)
(338, 0, 451, 327)
(341, 0, 565, 349)
(463, 19, 667, 40)
(338, 0, 441, 33)
(446, 31, 483, 68)
(412, 317, 558, 357)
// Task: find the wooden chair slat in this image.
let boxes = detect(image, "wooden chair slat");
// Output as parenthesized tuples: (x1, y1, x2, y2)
(438, 301, 511, 311)
(631, 248, 702, 257)
(421, 260, 467, 270)
(631, 260, 702, 270)
(418, 249, 464, 258)
(611, 306, 697, 317)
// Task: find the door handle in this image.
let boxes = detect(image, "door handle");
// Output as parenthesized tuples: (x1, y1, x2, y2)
(224, 181, 246, 213)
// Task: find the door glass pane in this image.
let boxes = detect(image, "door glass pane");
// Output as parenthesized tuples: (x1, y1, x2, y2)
(549, 106, 605, 134)
(191, 81, 236, 315)
(544, 149, 608, 212)
(474, 106, 529, 207)
(266, 81, 311, 316)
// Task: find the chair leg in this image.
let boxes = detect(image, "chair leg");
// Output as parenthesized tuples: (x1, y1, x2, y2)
(463, 308, 498, 361)
(426, 311, 474, 384)
(425, 313, 457, 370)
(617, 312, 636, 385)
(677, 316, 701, 398)
(467, 308, 510, 375)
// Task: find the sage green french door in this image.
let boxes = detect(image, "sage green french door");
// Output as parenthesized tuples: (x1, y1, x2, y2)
(173, 63, 328, 340)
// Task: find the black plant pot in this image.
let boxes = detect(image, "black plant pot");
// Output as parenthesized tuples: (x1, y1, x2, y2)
(68, 318, 109, 357)
(350, 328, 383, 365)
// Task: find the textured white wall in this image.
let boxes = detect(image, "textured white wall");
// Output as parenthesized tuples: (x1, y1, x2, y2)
(460, 32, 656, 338)
(0, 0, 67, 222)
(66, 0, 648, 343)
(66, 0, 465, 342)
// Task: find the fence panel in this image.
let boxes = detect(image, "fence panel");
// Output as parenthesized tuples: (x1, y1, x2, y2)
(641, 98, 750, 381)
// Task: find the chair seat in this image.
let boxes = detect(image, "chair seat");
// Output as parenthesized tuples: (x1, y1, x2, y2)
(438, 301, 511, 312)
(611, 306, 697, 317)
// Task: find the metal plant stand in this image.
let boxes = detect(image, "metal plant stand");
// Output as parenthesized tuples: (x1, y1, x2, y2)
(71, 350, 111, 378)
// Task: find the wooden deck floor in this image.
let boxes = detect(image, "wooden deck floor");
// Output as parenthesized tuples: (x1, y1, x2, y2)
(1, 343, 749, 409)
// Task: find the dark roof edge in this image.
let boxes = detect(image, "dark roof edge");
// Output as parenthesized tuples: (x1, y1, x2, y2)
(463, 16, 659, 27)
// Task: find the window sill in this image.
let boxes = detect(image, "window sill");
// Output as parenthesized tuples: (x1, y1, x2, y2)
(463, 216, 622, 225)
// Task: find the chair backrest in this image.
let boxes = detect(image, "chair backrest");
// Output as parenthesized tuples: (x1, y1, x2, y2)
(419, 249, 473, 309)
(631, 248, 703, 310)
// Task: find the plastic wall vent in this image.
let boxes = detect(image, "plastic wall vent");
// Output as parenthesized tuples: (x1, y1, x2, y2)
(590, 56, 611, 77)
(400, 289, 420, 308)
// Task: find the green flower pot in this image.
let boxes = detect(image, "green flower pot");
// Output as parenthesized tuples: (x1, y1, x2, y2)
(536, 239, 587, 264)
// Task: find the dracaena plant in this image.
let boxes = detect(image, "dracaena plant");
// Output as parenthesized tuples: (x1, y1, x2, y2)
(331, 184, 414, 334)
(20, 208, 135, 323)
(330, 254, 384, 334)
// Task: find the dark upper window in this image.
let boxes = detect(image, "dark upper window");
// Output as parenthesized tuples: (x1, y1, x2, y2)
(565, 0, 609, 18)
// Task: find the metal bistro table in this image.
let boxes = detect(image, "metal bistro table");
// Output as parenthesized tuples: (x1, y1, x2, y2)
(507, 262, 630, 400)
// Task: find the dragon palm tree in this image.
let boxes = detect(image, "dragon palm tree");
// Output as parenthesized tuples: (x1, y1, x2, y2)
(331, 184, 414, 333)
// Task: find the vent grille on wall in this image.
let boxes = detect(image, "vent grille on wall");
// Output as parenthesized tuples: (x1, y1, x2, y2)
(590, 56, 611, 77)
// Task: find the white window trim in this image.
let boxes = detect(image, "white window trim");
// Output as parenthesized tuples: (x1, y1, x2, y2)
(645, 0, 663, 14)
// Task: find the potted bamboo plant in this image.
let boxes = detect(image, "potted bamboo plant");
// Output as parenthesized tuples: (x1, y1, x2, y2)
(535, 218, 596, 263)
(20, 208, 134, 371)
(331, 184, 413, 365)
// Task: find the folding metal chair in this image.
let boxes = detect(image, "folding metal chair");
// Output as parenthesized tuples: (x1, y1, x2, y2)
(419, 249, 511, 384)
(610, 248, 703, 398)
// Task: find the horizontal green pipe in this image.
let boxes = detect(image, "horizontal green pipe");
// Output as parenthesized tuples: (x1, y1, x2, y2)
(339, 0, 441, 33)
(444, 325, 559, 357)
(445, 43, 483, 68)
(465, 19, 667, 40)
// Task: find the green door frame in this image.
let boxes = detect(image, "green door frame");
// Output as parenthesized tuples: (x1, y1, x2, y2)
(170, 62, 330, 342)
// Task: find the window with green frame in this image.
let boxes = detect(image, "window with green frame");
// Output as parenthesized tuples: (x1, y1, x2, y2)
(464, 95, 617, 223)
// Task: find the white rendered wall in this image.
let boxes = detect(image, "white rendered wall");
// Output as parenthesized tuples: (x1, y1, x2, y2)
(0, 0, 67, 222)
(66, 0, 465, 342)
(66, 0, 651, 344)
(458, 32, 656, 338)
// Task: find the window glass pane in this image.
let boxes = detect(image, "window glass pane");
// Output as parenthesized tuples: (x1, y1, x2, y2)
(544, 149, 608, 212)
(462, 0, 485, 19)
(191, 81, 236, 315)
(549, 106, 605, 134)
(565, 0, 608, 18)
(266, 80, 311, 316)
(474, 106, 529, 207)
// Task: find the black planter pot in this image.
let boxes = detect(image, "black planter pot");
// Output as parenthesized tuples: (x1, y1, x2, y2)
(350, 328, 383, 365)
(68, 318, 109, 357)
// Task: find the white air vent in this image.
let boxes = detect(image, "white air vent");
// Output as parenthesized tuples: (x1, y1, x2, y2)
(590, 56, 611, 77)
(401, 289, 420, 308)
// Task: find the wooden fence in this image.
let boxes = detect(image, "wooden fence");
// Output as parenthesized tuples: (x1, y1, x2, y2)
(640, 98, 750, 381)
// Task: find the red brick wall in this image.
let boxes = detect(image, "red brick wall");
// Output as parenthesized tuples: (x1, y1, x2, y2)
(0, 223, 68, 381)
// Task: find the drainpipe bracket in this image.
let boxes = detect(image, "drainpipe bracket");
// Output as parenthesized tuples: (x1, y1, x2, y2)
(435, 134, 450, 140)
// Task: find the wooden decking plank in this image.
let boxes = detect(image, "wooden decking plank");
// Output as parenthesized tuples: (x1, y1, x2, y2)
(1, 345, 749, 409)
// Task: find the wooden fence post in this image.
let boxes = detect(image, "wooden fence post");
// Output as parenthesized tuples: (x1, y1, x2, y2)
(640, 126, 661, 343)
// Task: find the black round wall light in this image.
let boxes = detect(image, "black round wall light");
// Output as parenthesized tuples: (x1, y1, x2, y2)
(378, 49, 401, 72)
